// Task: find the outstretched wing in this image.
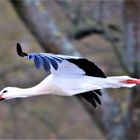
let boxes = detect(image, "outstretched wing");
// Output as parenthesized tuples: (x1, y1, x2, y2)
(27, 54, 106, 78)
(17, 43, 106, 77)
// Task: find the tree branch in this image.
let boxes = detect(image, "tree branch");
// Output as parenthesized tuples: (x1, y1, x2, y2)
(10, 0, 79, 56)
(69, 22, 132, 75)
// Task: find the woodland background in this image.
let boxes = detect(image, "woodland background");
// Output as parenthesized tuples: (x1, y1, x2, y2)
(0, 0, 140, 139)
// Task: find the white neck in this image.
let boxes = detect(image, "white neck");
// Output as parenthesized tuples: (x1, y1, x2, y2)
(15, 76, 54, 98)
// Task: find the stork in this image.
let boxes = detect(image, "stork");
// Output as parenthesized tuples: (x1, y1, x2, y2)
(0, 43, 140, 108)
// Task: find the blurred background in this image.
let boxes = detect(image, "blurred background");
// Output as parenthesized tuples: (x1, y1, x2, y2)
(0, 0, 140, 139)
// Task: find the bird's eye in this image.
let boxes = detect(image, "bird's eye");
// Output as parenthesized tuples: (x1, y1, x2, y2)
(2, 90, 7, 93)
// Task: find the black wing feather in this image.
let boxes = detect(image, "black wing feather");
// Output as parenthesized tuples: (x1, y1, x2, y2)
(77, 91, 97, 107)
(77, 90, 102, 108)
(67, 58, 106, 78)
(17, 43, 28, 57)
(92, 91, 101, 105)
(94, 89, 102, 96)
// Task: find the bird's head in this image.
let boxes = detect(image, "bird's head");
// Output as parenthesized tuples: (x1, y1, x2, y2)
(0, 87, 21, 100)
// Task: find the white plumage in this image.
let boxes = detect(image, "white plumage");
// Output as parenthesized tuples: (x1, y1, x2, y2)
(0, 43, 140, 107)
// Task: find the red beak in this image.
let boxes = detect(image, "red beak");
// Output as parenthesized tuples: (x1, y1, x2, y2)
(0, 95, 5, 101)
(122, 79, 140, 84)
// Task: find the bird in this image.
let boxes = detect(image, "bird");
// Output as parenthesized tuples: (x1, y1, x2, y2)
(0, 43, 140, 108)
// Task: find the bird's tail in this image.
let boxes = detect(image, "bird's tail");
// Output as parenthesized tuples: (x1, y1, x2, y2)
(106, 76, 140, 88)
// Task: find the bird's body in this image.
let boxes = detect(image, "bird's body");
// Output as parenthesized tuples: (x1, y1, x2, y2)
(0, 43, 140, 108)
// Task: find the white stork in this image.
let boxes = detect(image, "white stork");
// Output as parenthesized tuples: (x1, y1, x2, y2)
(0, 43, 140, 107)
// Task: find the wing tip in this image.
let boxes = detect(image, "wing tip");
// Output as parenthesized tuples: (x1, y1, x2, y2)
(16, 42, 28, 57)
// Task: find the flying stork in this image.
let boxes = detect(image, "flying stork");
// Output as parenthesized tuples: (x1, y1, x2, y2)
(0, 43, 140, 108)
